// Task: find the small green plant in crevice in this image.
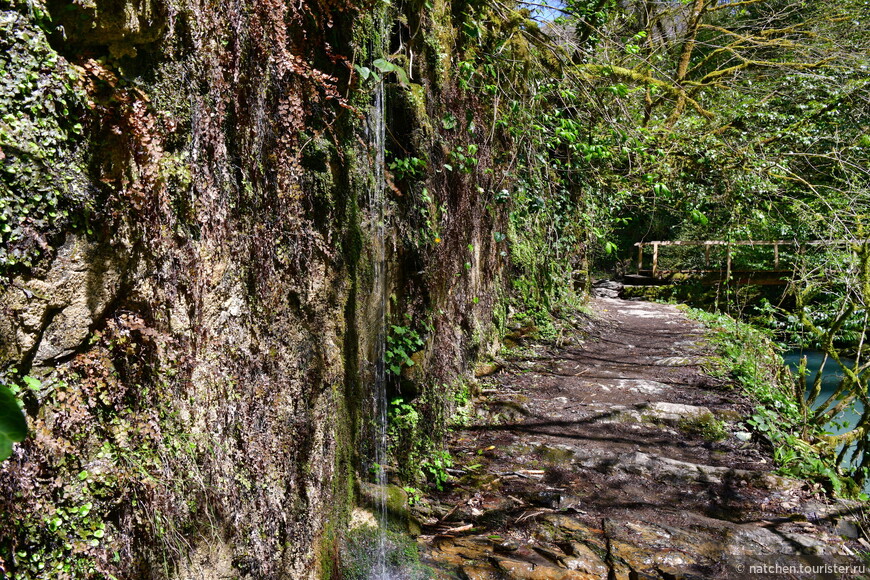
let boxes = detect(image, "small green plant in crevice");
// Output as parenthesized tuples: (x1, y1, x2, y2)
(509, 291, 557, 340)
(388, 155, 427, 182)
(444, 144, 478, 173)
(387, 396, 453, 490)
(389, 398, 420, 437)
(422, 449, 452, 491)
(0, 377, 28, 461)
(358, 57, 410, 87)
(403, 486, 423, 506)
(385, 315, 427, 376)
(413, 186, 447, 247)
(448, 381, 475, 428)
(453, 381, 471, 407)
(678, 413, 727, 442)
(441, 113, 457, 130)
(387, 397, 421, 479)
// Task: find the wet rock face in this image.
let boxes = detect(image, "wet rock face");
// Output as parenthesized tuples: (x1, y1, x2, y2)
(47, 0, 168, 52)
(359, 482, 424, 536)
(1, 2, 356, 577)
(1, 1, 513, 577)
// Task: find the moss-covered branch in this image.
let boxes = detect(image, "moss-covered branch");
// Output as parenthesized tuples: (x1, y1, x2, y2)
(570, 64, 714, 120)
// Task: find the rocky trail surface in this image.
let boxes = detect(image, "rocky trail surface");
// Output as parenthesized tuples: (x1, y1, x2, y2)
(415, 298, 867, 579)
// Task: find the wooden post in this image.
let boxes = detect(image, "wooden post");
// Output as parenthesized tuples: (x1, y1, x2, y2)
(726, 244, 732, 280)
(637, 244, 643, 274)
(652, 242, 659, 278)
(705, 243, 710, 267)
(774, 243, 779, 269)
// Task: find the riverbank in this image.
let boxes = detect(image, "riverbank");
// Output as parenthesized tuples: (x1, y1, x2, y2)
(413, 297, 867, 579)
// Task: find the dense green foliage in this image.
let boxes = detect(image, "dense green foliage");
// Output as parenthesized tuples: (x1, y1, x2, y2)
(506, 0, 870, 488)
(553, 0, 868, 251)
(688, 307, 865, 497)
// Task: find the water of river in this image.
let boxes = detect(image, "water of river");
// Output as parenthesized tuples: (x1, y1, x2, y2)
(783, 350, 863, 435)
(783, 349, 865, 484)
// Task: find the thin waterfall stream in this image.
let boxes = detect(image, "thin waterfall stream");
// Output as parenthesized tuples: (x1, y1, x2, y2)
(370, 77, 389, 580)
(365, 11, 392, 579)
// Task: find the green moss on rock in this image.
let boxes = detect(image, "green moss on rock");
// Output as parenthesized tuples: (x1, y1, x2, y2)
(0, 8, 89, 275)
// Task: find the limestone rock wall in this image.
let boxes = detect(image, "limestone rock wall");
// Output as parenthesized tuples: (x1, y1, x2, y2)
(0, 0, 510, 577)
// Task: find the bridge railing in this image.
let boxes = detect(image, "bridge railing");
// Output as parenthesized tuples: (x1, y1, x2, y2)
(633, 239, 866, 281)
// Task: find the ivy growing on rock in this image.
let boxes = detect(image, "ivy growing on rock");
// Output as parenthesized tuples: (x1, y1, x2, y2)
(0, 6, 89, 276)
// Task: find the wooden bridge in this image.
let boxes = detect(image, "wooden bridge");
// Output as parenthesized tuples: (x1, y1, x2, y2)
(631, 239, 863, 285)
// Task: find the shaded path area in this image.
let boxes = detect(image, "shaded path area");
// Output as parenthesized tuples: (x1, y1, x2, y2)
(417, 298, 865, 579)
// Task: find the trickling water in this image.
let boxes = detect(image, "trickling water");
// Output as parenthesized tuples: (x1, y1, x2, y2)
(365, 12, 391, 580)
(370, 84, 390, 580)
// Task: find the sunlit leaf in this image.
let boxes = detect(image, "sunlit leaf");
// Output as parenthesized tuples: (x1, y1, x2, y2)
(0, 385, 27, 461)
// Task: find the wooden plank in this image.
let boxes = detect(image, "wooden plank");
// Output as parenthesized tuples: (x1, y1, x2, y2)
(635, 270, 791, 286)
(634, 238, 870, 248)
(639, 269, 793, 275)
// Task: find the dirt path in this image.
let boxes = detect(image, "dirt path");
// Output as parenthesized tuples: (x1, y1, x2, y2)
(416, 298, 864, 579)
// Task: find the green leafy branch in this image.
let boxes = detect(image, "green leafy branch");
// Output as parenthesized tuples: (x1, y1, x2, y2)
(355, 58, 410, 86)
